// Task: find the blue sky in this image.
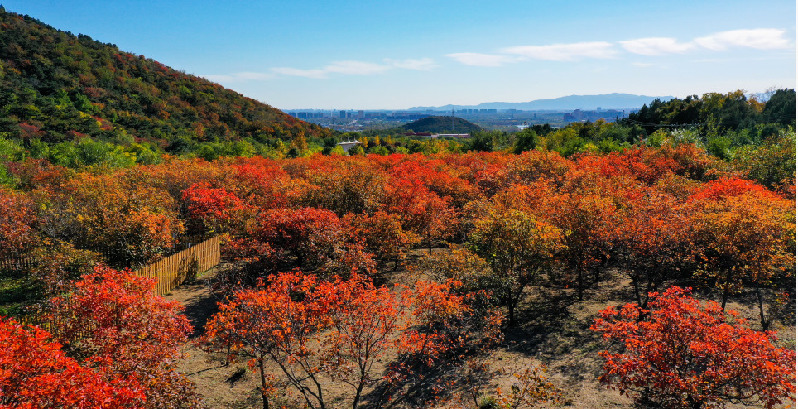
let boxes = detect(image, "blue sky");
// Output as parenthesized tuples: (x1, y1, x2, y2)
(3, 1, 796, 109)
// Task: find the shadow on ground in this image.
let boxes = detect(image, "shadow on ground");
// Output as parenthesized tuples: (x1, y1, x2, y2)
(166, 268, 221, 338)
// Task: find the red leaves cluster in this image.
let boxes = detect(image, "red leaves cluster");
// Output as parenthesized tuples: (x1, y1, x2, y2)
(592, 287, 795, 408)
(203, 271, 407, 408)
(344, 210, 420, 266)
(1, 143, 794, 407)
(182, 182, 248, 234)
(384, 177, 454, 248)
(688, 177, 776, 202)
(0, 317, 143, 408)
(48, 266, 196, 408)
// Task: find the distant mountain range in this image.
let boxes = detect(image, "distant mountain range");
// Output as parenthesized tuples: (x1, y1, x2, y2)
(408, 93, 675, 112)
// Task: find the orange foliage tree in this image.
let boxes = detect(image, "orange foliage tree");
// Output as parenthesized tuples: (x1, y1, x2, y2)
(344, 211, 420, 270)
(383, 176, 455, 251)
(610, 185, 691, 307)
(228, 157, 298, 210)
(542, 175, 619, 301)
(40, 172, 183, 268)
(299, 156, 388, 216)
(233, 207, 374, 279)
(380, 279, 503, 407)
(592, 287, 795, 409)
(202, 271, 409, 409)
(687, 181, 795, 329)
(0, 188, 38, 259)
(182, 181, 250, 235)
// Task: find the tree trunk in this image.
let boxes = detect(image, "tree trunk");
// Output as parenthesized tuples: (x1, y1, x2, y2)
(756, 285, 769, 331)
(352, 382, 365, 409)
(259, 359, 270, 409)
(631, 274, 643, 307)
(507, 292, 516, 327)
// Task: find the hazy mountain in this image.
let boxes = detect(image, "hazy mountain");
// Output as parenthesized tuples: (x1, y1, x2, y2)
(409, 93, 675, 112)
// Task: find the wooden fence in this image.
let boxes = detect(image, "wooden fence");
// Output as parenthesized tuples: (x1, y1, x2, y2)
(135, 235, 220, 295)
(13, 236, 221, 335)
(2, 236, 221, 295)
(0, 255, 36, 272)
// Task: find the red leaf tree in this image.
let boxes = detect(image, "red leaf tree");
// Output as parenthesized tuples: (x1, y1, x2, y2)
(344, 211, 420, 270)
(591, 286, 795, 409)
(0, 317, 143, 408)
(48, 266, 198, 408)
(383, 177, 455, 251)
(232, 207, 375, 280)
(202, 272, 502, 409)
(182, 181, 250, 235)
(202, 271, 409, 409)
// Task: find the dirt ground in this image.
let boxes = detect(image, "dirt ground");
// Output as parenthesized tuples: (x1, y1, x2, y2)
(166, 258, 796, 409)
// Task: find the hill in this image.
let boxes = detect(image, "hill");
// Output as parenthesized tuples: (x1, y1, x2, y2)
(401, 116, 482, 134)
(0, 7, 331, 147)
(409, 93, 675, 111)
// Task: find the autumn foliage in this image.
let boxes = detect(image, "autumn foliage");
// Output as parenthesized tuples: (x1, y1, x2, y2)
(202, 271, 503, 409)
(48, 266, 197, 408)
(0, 317, 143, 408)
(592, 287, 795, 409)
(0, 141, 794, 408)
(0, 188, 38, 258)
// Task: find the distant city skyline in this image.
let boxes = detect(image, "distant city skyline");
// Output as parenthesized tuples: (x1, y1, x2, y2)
(3, 1, 796, 110)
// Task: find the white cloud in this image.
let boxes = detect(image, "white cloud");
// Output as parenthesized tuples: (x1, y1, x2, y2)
(235, 72, 276, 81)
(448, 41, 616, 67)
(386, 58, 438, 71)
(694, 28, 791, 51)
(323, 60, 391, 75)
(501, 41, 617, 61)
(272, 67, 329, 79)
(200, 72, 275, 82)
(620, 37, 695, 55)
(446, 52, 520, 67)
(200, 74, 234, 82)
(271, 58, 436, 78)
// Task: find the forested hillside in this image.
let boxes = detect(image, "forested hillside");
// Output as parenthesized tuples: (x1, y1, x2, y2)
(624, 89, 795, 134)
(0, 7, 331, 148)
(401, 116, 482, 134)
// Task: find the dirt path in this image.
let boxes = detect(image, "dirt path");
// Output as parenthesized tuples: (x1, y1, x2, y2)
(164, 265, 263, 409)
